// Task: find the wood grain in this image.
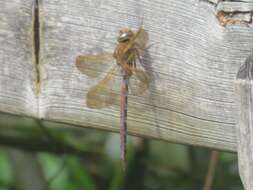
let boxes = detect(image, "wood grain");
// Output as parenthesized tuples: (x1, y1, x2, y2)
(1, 0, 253, 152)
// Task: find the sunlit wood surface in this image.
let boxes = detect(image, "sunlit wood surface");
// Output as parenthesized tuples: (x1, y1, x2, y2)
(1, 0, 253, 152)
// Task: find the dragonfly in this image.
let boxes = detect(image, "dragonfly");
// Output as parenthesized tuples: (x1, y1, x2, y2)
(76, 25, 150, 168)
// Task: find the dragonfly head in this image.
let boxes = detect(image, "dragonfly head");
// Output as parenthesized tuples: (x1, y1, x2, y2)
(118, 28, 134, 43)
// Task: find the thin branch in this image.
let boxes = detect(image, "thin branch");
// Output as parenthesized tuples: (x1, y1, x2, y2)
(203, 151, 220, 190)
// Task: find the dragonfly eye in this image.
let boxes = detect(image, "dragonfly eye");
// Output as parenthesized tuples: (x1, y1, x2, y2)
(118, 32, 130, 42)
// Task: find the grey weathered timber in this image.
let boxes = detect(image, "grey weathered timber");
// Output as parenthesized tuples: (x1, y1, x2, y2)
(0, 0, 37, 116)
(0, 0, 253, 152)
(235, 51, 253, 190)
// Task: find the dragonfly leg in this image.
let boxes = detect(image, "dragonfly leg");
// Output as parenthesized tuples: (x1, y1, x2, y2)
(133, 47, 144, 68)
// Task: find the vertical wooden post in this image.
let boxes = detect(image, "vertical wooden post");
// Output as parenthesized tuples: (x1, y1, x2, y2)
(235, 51, 253, 190)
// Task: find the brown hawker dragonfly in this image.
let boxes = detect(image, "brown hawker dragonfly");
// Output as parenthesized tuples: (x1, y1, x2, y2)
(76, 25, 150, 168)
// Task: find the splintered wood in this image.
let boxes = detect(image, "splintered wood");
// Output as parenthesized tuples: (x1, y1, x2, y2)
(216, 11, 252, 26)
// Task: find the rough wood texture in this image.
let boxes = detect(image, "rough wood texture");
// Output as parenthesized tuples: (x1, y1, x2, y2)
(235, 51, 253, 190)
(0, 0, 37, 116)
(1, 0, 253, 152)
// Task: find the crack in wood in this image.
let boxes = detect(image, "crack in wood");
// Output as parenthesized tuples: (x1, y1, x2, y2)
(33, 0, 40, 95)
(199, 0, 222, 6)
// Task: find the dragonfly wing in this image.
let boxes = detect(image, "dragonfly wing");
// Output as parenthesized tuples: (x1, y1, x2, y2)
(76, 52, 114, 78)
(129, 69, 150, 95)
(86, 66, 121, 109)
(134, 28, 149, 51)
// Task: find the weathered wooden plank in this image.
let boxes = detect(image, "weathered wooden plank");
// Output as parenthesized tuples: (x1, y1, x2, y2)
(0, 0, 37, 116)
(1, 0, 253, 152)
(235, 51, 253, 190)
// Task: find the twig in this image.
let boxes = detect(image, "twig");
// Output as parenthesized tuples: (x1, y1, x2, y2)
(203, 150, 220, 190)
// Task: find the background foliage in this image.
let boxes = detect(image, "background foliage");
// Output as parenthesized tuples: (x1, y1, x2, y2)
(0, 114, 243, 190)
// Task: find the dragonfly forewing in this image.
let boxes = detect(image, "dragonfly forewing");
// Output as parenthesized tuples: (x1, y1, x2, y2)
(134, 28, 149, 51)
(76, 52, 114, 78)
